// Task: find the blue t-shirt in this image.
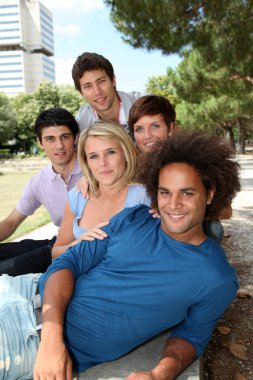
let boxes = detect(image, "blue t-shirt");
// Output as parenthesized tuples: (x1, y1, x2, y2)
(68, 184, 151, 239)
(39, 205, 238, 372)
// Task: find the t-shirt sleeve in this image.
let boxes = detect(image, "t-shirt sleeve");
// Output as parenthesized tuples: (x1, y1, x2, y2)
(170, 276, 238, 357)
(16, 175, 41, 216)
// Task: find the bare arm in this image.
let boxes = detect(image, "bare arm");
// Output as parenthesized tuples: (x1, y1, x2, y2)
(34, 269, 74, 380)
(51, 201, 76, 259)
(0, 208, 27, 241)
(125, 337, 196, 380)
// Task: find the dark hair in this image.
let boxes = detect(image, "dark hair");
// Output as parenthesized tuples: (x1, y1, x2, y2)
(128, 95, 176, 137)
(136, 131, 241, 219)
(72, 52, 115, 92)
(35, 108, 79, 143)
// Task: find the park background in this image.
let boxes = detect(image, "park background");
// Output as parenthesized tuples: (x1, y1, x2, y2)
(0, 3, 253, 377)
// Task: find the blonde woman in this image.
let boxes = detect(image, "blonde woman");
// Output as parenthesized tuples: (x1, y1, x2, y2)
(52, 121, 150, 258)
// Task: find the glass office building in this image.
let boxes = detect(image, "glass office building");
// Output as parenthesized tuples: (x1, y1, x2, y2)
(0, 0, 55, 96)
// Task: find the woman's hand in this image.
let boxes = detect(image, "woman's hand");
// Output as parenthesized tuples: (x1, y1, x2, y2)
(78, 221, 110, 241)
(76, 176, 90, 198)
(149, 208, 161, 219)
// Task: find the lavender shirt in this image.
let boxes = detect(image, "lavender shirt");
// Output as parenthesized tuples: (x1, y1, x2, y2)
(16, 159, 82, 227)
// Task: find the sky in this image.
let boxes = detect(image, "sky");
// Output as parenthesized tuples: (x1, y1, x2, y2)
(41, 0, 181, 93)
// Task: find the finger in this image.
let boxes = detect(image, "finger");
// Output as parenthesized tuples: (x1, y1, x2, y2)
(96, 221, 110, 227)
(93, 228, 108, 237)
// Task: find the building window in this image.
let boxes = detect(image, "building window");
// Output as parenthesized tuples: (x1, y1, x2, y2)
(44, 72, 55, 81)
(40, 16, 52, 29)
(0, 62, 21, 65)
(0, 36, 20, 40)
(41, 24, 53, 36)
(0, 5, 18, 8)
(0, 13, 19, 17)
(0, 84, 23, 88)
(0, 69, 22, 73)
(0, 55, 21, 59)
(0, 77, 22, 81)
(0, 20, 19, 24)
(0, 28, 19, 32)
(40, 9, 52, 22)
(42, 39, 53, 50)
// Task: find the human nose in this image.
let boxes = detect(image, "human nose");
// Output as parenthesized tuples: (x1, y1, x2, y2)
(143, 128, 152, 139)
(56, 138, 64, 149)
(168, 194, 181, 209)
(93, 82, 102, 95)
(98, 155, 108, 166)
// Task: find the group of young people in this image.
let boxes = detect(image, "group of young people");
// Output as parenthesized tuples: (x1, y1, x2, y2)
(0, 52, 241, 380)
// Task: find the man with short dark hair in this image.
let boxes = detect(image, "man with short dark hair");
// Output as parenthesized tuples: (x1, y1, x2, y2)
(0, 108, 82, 275)
(72, 52, 141, 133)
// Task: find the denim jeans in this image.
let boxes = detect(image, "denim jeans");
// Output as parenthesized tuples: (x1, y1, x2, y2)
(0, 273, 41, 380)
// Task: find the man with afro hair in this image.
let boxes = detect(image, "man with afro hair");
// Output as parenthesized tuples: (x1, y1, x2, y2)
(0, 131, 240, 380)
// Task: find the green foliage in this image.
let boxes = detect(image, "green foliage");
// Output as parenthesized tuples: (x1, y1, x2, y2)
(9, 81, 83, 153)
(0, 92, 16, 145)
(146, 71, 179, 107)
(105, 1, 253, 82)
(58, 84, 83, 115)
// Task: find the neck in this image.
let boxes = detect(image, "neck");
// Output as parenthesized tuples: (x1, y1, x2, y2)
(98, 92, 120, 123)
(52, 153, 77, 184)
(161, 223, 206, 246)
(96, 182, 127, 201)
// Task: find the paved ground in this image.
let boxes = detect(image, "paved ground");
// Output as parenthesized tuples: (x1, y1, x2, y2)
(222, 153, 253, 295)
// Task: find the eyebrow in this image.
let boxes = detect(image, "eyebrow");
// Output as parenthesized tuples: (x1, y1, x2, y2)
(87, 147, 118, 156)
(42, 132, 72, 139)
(158, 186, 197, 192)
(82, 75, 107, 86)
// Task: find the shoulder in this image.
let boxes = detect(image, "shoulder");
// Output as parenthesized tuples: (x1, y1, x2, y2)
(68, 187, 87, 215)
(76, 104, 95, 131)
(109, 204, 151, 231)
(25, 163, 52, 187)
(118, 90, 142, 103)
(126, 185, 151, 207)
(198, 238, 238, 288)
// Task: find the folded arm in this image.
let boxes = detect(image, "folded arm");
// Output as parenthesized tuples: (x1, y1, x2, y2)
(126, 337, 195, 380)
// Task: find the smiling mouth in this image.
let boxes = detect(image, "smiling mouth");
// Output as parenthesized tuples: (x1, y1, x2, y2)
(95, 97, 106, 104)
(166, 213, 187, 220)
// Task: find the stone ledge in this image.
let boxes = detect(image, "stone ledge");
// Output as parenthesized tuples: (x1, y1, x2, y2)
(74, 330, 202, 380)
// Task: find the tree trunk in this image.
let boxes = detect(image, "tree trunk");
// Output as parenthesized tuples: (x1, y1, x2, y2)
(237, 118, 246, 154)
(226, 127, 236, 149)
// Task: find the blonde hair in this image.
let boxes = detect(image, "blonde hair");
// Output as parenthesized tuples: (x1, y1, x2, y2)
(78, 120, 137, 196)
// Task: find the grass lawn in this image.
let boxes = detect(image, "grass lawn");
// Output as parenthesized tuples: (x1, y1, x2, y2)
(0, 172, 51, 242)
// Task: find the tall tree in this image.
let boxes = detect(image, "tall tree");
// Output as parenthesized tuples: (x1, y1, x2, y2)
(171, 50, 253, 152)
(0, 92, 16, 146)
(105, 0, 253, 84)
(146, 71, 179, 107)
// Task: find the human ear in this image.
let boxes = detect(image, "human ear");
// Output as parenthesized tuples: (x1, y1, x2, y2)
(37, 137, 44, 150)
(207, 189, 215, 205)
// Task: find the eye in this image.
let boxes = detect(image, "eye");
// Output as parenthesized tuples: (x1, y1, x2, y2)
(152, 124, 160, 129)
(106, 150, 116, 155)
(159, 189, 169, 196)
(89, 154, 98, 160)
(82, 84, 91, 90)
(45, 137, 54, 142)
(62, 134, 70, 140)
(134, 127, 143, 134)
(182, 191, 194, 197)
